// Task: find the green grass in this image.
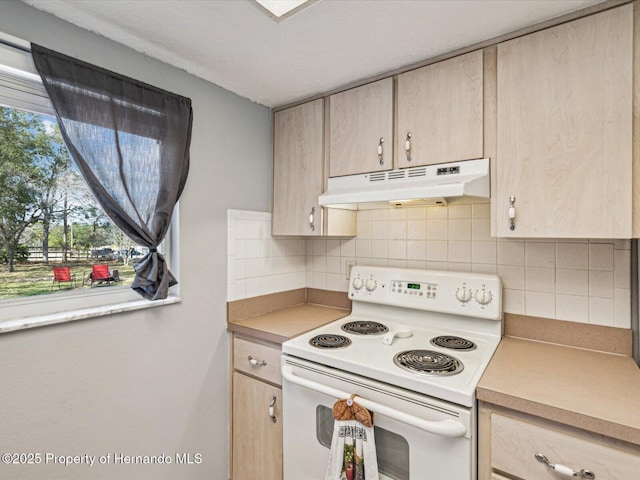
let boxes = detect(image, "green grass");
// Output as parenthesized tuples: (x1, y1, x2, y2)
(0, 261, 137, 299)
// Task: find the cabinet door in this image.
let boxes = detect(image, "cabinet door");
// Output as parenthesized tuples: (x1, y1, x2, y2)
(272, 99, 324, 236)
(232, 372, 282, 480)
(396, 50, 483, 168)
(496, 5, 632, 238)
(329, 78, 393, 177)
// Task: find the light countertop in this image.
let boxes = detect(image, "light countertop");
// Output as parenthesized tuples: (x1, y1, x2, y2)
(478, 336, 640, 446)
(227, 303, 350, 345)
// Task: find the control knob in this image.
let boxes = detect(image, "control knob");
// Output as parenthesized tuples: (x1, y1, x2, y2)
(475, 289, 493, 305)
(365, 279, 377, 292)
(352, 278, 364, 290)
(455, 286, 473, 303)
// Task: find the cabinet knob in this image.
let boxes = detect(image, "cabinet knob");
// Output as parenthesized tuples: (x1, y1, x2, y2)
(378, 137, 384, 165)
(535, 453, 595, 479)
(508, 195, 516, 231)
(405, 132, 412, 162)
(269, 395, 277, 423)
(308, 206, 316, 232)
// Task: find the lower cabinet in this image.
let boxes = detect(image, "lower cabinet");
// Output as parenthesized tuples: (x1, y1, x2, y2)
(490, 475, 510, 480)
(231, 336, 283, 480)
(479, 403, 640, 480)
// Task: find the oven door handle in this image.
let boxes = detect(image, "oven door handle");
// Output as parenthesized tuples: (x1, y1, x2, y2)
(282, 365, 467, 438)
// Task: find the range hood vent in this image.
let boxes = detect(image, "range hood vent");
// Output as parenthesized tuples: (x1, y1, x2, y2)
(319, 158, 490, 210)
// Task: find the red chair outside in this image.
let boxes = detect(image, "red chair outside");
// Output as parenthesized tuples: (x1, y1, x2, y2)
(90, 264, 111, 287)
(51, 266, 76, 290)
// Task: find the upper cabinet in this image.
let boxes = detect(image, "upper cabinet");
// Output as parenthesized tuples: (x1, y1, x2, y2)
(329, 53, 483, 176)
(396, 50, 484, 168)
(495, 5, 633, 238)
(328, 78, 394, 177)
(272, 99, 356, 237)
(272, 99, 324, 236)
(273, 3, 636, 239)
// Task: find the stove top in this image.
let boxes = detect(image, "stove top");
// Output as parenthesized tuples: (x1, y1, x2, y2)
(308, 334, 352, 349)
(431, 335, 477, 351)
(341, 320, 388, 335)
(393, 349, 464, 376)
(282, 266, 503, 408)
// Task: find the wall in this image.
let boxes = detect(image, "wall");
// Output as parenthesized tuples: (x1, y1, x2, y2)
(229, 201, 631, 329)
(0, 2, 271, 479)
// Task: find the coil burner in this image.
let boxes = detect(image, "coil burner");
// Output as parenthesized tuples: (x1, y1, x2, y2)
(430, 335, 476, 351)
(341, 320, 389, 335)
(309, 334, 352, 349)
(394, 350, 464, 376)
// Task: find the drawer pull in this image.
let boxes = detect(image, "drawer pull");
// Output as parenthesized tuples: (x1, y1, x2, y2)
(269, 395, 277, 423)
(535, 453, 595, 479)
(248, 356, 267, 367)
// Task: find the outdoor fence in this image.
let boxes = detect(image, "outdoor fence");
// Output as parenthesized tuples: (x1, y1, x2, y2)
(26, 247, 91, 263)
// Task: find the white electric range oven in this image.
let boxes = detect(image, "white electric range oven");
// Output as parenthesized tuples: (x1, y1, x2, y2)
(281, 266, 502, 480)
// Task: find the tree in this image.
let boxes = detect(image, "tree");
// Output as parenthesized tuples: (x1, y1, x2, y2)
(0, 107, 63, 271)
(36, 122, 70, 264)
(59, 169, 96, 258)
(70, 176, 113, 252)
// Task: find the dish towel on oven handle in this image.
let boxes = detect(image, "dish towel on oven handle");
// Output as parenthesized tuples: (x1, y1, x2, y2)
(326, 396, 379, 480)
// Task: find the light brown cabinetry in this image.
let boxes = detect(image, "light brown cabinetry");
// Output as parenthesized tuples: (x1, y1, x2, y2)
(328, 78, 393, 177)
(233, 336, 282, 385)
(490, 474, 509, 480)
(479, 404, 640, 480)
(396, 50, 484, 168)
(272, 99, 324, 236)
(495, 5, 633, 238)
(272, 99, 356, 237)
(231, 336, 283, 480)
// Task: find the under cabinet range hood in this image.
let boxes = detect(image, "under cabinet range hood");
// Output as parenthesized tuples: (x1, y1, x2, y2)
(319, 158, 490, 210)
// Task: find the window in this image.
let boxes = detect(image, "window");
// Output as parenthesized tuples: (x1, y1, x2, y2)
(0, 33, 179, 328)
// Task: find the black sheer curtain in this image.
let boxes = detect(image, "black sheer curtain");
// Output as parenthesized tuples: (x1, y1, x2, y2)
(31, 44, 192, 300)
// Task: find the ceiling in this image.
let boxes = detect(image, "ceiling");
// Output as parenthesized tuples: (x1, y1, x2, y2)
(22, 0, 604, 108)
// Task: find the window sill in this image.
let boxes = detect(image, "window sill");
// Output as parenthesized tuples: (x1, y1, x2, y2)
(0, 295, 181, 334)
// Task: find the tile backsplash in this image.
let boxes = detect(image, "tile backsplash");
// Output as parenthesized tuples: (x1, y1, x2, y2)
(228, 204, 631, 329)
(227, 210, 306, 301)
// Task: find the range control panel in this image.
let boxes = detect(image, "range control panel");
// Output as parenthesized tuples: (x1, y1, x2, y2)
(390, 280, 438, 299)
(349, 265, 502, 320)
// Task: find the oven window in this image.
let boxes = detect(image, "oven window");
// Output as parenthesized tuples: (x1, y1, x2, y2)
(316, 405, 409, 480)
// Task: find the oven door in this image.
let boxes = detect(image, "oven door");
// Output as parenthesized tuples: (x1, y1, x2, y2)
(282, 356, 475, 480)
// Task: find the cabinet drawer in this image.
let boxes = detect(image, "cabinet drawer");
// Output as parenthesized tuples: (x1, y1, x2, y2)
(233, 337, 282, 386)
(491, 413, 640, 480)
(491, 474, 510, 480)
